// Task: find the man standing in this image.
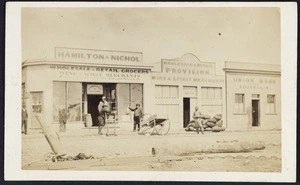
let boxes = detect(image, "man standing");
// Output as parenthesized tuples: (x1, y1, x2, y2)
(98, 96, 110, 135)
(22, 106, 28, 134)
(59, 108, 68, 132)
(185, 106, 204, 134)
(128, 103, 143, 132)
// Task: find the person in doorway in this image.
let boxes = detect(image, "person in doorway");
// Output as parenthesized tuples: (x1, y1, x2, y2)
(22, 105, 28, 134)
(59, 108, 68, 132)
(185, 106, 204, 134)
(97, 96, 110, 135)
(128, 104, 143, 132)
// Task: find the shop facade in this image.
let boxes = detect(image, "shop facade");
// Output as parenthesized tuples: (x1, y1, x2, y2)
(150, 53, 226, 129)
(22, 47, 153, 129)
(224, 62, 281, 130)
(22, 48, 281, 131)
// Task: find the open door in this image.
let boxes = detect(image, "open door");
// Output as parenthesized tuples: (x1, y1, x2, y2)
(87, 95, 102, 126)
(252, 99, 260, 127)
(183, 98, 190, 127)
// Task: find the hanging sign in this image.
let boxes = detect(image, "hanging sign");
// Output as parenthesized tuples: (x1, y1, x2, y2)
(87, 84, 103, 95)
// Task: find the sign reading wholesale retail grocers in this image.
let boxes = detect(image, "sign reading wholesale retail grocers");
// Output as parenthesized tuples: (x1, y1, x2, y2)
(49, 64, 150, 82)
(55, 47, 142, 63)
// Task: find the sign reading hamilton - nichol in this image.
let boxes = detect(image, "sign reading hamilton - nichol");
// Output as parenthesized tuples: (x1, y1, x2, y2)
(55, 47, 142, 63)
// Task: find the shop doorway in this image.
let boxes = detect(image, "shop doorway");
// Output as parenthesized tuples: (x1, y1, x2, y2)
(87, 95, 102, 126)
(183, 98, 190, 127)
(252, 100, 260, 127)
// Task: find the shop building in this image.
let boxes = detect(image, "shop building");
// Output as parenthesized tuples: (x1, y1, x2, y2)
(224, 61, 281, 130)
(22, 47, 153, 129)
(150, 53, 226, 129)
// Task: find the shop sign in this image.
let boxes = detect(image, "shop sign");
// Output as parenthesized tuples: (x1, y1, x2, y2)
(183, 86, 197, 97)
(151, 54, 222, 84)
(161, 57, 215, 76)
(233, 76, 278, 90)
(50, 64, 150, 82)
(87, 84, 103, 95)
(55, 47, 142, 63)
(151, 73, 224, 84)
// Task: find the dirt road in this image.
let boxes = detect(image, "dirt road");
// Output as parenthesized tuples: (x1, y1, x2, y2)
(22, 130, 281, 172)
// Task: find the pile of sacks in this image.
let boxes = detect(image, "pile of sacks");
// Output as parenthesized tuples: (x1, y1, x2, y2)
(185, 114, 225, 132)
(201, 114, 225, 132)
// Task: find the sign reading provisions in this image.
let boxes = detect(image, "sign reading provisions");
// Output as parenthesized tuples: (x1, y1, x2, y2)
(87, 84, 103, 95)
(55, 47, 142, 63)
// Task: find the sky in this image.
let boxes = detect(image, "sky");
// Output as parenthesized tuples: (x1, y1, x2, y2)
(21, 7, 280, 74)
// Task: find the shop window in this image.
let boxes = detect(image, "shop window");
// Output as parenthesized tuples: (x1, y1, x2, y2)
(235, 93, 245, 113)
(117, 83, 143, 117)
(267, 94, 276, 113)
(67, 82, 82, 122)
(155, 85, 178, 98)
(31, 92, 43, 114)
(117, 84, 130, 117)
(53, 82, 67, 122)
(53, 82, 82, 122)
(201, 87, 222, 99)
(130, 83, 143, 107)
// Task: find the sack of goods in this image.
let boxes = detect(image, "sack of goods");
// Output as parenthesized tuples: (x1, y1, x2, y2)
(212, 125, 225, 132)
(204, 127, 213, 131)
(206, 121, 216, 127)
(214, 114, 222, 121)
(207, 118, 217, 123)
(216, 120, 223, 127)
(200, 114, 225, 133)
(200, 115, 211, 119)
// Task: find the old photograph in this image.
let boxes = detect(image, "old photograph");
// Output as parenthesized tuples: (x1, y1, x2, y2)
(5, 2, 297, 182)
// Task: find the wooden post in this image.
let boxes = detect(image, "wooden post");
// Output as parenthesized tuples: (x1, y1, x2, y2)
(35, 116, 64, 155)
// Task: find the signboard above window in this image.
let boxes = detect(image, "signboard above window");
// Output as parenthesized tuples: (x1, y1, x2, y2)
(55, 47, 142, 64)
(183, 86, 197, 98)
(87, 84, 103, 95)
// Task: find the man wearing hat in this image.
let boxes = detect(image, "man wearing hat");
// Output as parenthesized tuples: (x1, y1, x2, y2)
(97, 96, 110, 135)
(128, 103, 143, 132)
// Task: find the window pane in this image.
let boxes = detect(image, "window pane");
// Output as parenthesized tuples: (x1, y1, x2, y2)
(67, 82, 82, 122)
(162, 86, 170, 97)
(208, 88, 214, 99)
(170, 86, 178, 98)
(267, 95, 275, 113)
(235, 94, 239, 103)
(53, 82, 66, 122)
(215, 88, 222, 99)
(131, 84, 143, 107)
(117, 84, 130, 116)
(267, 95, 275, 103)
(201, 87, 208, 99)
(235, 93, 244, 113)
(155, 85, 162, 98)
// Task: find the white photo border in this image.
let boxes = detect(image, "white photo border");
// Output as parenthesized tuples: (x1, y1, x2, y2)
(5, 2, 297, 182)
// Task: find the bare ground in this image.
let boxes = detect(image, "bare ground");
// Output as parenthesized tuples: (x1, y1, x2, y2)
(22, 130, 281, 172)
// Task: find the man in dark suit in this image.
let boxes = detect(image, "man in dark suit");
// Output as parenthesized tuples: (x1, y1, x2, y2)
(22, 106, 28, 134)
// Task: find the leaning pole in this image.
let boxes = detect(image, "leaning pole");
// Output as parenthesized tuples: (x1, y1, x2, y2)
(35, 116, 64, 155)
